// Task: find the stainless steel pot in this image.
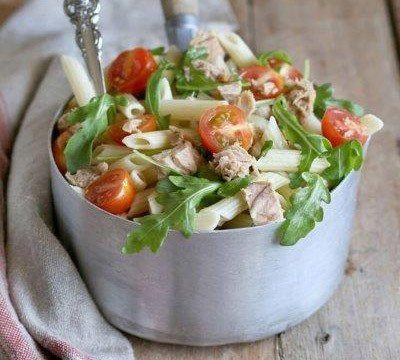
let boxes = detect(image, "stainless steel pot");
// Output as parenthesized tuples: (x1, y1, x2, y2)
(49, 110, 361, 346)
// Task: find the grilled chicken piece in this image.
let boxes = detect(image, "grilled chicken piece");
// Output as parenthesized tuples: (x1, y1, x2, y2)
(241, 182, 284, 225)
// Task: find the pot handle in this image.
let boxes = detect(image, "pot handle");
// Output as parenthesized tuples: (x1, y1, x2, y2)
(160, 0, 199, 51)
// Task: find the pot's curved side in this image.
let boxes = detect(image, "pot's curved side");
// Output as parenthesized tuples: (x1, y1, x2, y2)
(50, 144, 360, 345)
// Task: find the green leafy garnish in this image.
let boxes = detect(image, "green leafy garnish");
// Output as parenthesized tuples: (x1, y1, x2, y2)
(314, 83, 364, 119)
(175, 46, 220, 93)
(279, 173, 331, 246)
(145, 61, 172, 129)
(272, 97, 331, 187)
(258, 50, 293, 66)
(321, 140, 363, 188)
(217, 176, 251, 198)
(260, 140, 273, 158)
(196, 165, 221, 181)
(150, 46, 165, 56)
(123, 175, 221, 254)
(64, 94, 126, 173)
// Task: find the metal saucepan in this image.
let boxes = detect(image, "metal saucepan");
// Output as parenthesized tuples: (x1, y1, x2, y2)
(55, 0, 361, 347)
(49, 106, 361, 346)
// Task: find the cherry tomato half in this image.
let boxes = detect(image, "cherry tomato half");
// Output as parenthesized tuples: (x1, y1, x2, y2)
(322, 107, 368, 147)
(107, 114, 158, 145)
(107, 47, 157, 96)
(85, 168, 136, 215)
(240, 65, 284, 100)
(199, 105, 253, 153)
(52, 130, 72, 174)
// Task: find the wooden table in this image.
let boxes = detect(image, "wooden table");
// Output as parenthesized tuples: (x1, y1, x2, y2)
(2, 0, 399, 359)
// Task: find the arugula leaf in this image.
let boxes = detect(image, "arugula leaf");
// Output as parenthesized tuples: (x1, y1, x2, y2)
(122, 175, 221, 254)
(279, 173, 331, 246)
(64, 94, 124, 173)
(175, 46, 221, 93)
(145, 61, 172, 129)
(321, 140, 363, 188)
(260, 140, 273, 158)
(258, 50, 293, 66)
(150, 46, 165, 56)
(314, 83, 364, 119)
(196, 165, 221, 181)
(272, 97, 331, 187)
(217, 176, 251, 197)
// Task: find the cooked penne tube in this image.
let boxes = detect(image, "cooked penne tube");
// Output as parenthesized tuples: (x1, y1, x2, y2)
(267, 116, 290, 149)
(117, 93, 145, 118)
(130, 170, 147, 191)
(217, 32, 258, 68)
(60, 55, 96, 107)
(122, 130, 172, 150)
(252, 172, 290, 189)
(159, 78, 173, 101)
(109, 154, 151, 172)
(159, 99, 228, 122)
(360, 114, 384, 135)
(128, 188, 154, 218)
(196, 194, 247, 231)
(92, 144, 132, 164)
(301, 113, 322, 134)
(257, 149, 330, 173)
(148, 192, 163, 214)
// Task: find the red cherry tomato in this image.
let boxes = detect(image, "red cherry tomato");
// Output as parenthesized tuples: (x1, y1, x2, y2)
(107, 114, 158, 145)
(322, 107, 368, 147)
(52, 130, 72, 173)
(107, 48, 157, 96)
(240, 65, 284, 100)
(85, 169, 136, 214)
(199, 105, 253, 153)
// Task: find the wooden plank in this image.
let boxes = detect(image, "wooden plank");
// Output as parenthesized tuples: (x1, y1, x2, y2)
(252, 0, 400, 359)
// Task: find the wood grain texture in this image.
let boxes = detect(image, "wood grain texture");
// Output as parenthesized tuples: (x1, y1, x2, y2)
(1, 0, 399, 359)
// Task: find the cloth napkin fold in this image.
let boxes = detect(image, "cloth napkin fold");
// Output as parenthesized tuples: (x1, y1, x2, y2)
(0, 0, 236, 359)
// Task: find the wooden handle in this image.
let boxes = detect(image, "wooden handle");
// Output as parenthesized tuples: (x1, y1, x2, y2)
(161, 0, 198, 18)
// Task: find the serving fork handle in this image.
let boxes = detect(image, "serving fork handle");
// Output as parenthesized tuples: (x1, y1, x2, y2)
(161, 0, 199, 51)
(64, 0, 106, 96)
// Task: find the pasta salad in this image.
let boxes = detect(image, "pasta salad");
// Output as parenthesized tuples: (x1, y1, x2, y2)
(53, 32, 383, 254)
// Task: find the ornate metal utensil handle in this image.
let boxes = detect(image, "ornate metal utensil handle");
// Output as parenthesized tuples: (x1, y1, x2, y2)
(64, 0, 106, 95)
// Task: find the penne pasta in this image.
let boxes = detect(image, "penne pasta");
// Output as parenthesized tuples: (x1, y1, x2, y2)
(92, 144, 132, 164)
(159, 99, 227, 122)
(130, 170, 148, 191)
(217, 32, 258, 68)
(252, 172, 290, 189)
(122, 130, 172, 150)
(60, 55, 96, 107)
(301, 113, 322, 134)
(221, 213, 253, 229)
(148, 192, 163, 214)
(360, 114, 384, 135)
(159, 78, 173, 101)
(257, 149, 330, 173)
(117, 93, 145, 118)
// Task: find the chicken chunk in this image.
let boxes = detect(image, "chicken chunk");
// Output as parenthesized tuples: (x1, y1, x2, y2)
(65, 162, 108, 189)
(212, 145, 257, 181)
(235, 90, 256, 118)
(153, 141, 203, 176)
(190, 31, 230, 82)
(286, 79, 316, 124)
(241, 182, 284, 225)
(217, 82, 242, 102)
